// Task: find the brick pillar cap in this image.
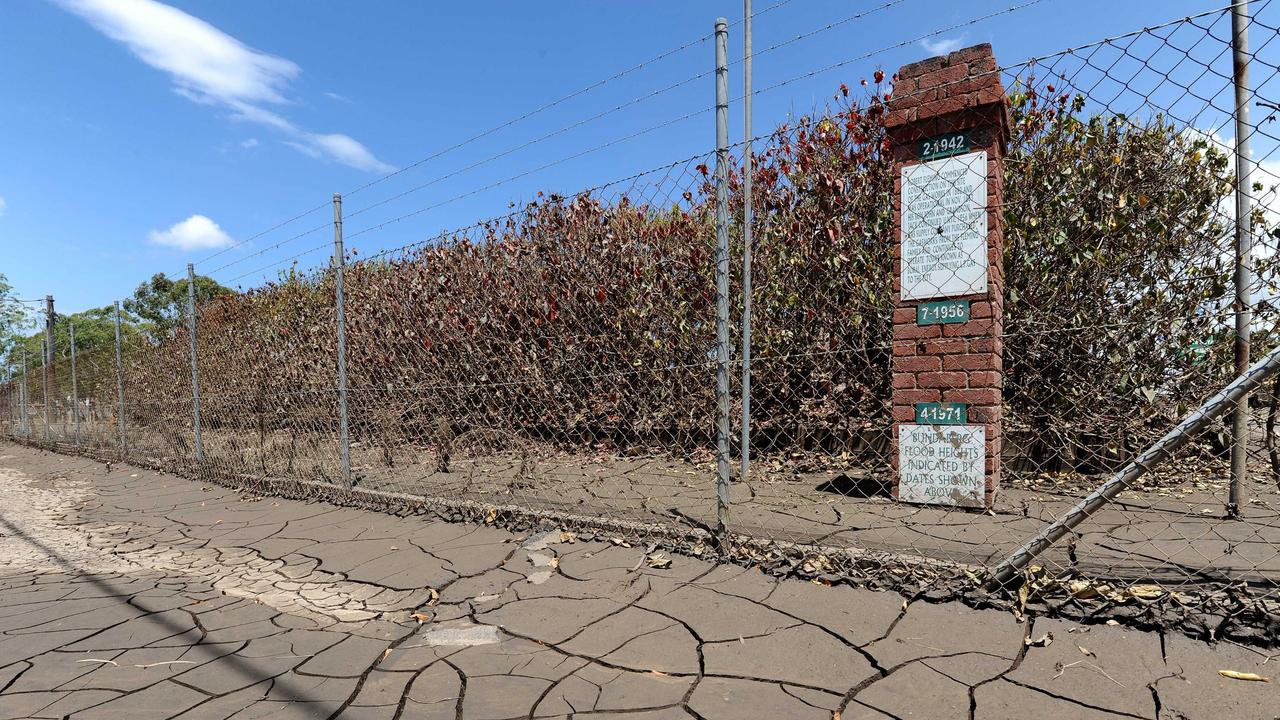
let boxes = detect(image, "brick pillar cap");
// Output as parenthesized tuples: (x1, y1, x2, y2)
(886, 43, 1009, 146)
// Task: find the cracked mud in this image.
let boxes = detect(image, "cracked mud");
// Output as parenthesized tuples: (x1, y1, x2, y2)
(0, 443, 1275, 719)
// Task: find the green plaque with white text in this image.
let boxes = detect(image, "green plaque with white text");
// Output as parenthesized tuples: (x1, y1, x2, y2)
(917, 299, 970, 325)
(914, 402, 969, 425)
(918, 130, 971, 160)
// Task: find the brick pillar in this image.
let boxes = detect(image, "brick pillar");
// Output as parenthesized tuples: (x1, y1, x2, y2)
(887, 44, 1009, 509)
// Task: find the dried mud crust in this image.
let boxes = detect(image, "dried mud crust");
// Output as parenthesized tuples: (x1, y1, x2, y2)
(1, 443, 1279, 719)
(11, 437, 1280, 650)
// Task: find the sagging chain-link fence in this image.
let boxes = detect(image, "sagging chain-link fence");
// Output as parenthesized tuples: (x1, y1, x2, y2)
(5, 2, 1280, 643)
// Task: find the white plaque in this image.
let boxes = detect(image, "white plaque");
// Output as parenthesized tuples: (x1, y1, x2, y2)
(898, 424, 985, 507)
(900, 150, 988, 300)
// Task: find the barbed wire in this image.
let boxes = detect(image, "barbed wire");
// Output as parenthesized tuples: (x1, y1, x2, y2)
(317, 0, 1047, 268)
(191, 0, 802, 274)
(204, 0, 916, 280)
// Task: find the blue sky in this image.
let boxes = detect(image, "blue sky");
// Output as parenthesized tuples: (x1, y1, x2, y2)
(0, 0, 1252, 313)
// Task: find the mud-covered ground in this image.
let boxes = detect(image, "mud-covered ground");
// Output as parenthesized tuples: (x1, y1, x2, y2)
(0, 442, 1276, 719)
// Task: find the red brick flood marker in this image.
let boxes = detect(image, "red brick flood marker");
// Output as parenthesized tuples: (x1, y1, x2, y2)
(886, 44, 1009, 510)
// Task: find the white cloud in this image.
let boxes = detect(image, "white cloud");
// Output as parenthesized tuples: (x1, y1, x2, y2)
(57, 0, 393, 173)
(921, 35, 968, 56)
(286, 133, 396, 173)
(147, 214, 233, 250)
(0, 196, 6, 217)
(240, 137, 259, 149)
(57, 0, 297, 105)
(323, 91, 352, 103)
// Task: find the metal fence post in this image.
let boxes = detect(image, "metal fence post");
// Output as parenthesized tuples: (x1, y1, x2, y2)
(44, 295, 53, 442)
(739, 0, 754, 484)
(187, 263, 204, 463)
(19, 348, 28, 437)
(333, 193, 353, 489)
(3, 367, 10, 436)
(713, 18, 732, 546)
(1230, 0, 1254, 516)
(114, 300, 127, 457)
(70, 322, 79, 445)
(41, 338, 50, 442)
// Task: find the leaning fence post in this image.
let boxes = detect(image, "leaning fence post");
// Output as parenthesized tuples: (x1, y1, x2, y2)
(187, 263, 204, 463)
(1230, 0, 1254, 516)
(713, 18, 733, 546)
(333, 193, 353, 489)
(70, 322, 79, 445)
(990, 343, 1280, 586)
(114, 300, 127, 457)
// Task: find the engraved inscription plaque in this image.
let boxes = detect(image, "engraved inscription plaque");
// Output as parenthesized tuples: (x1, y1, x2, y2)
(900, 151, 988, 301)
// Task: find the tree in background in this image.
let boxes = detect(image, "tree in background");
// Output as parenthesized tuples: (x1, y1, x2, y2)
(12, 271, 233, 371)
(124, 272, 233, 338)
(0, 273, 33, 372)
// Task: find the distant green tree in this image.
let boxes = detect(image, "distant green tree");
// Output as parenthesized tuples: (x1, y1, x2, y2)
(0, 274, 32, 369)
(14, 305, 138, 366)
(124, 272, 233, 337)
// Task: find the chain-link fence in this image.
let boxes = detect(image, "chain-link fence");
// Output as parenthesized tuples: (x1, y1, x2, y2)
(5, 1, 1280, 644)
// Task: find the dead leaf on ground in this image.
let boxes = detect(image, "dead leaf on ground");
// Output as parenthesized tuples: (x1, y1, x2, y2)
(1219, 670, 1270, 682)
(645, 552, 672, 569)
(411, 612, 430, 624)
(559, 531, 577, 543)
(1026, 631, 1055, 648)
(1126, 583, 1164, 600)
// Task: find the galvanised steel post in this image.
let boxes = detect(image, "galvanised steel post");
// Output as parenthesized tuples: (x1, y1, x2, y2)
(187, 263, 204, 463)
(739, 0, 754, 484)
(19, 348, 28, 437)
(1230, 0, 1254, 516)
(41, 337, 50, 442)
(333, 193, 353, 489)
(44, 295, 53, 442)
(3, 367, 10, 437)
(114, 300, 127, 457)
(70, 322, 79, 444)
(714, 18, 732, 546)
